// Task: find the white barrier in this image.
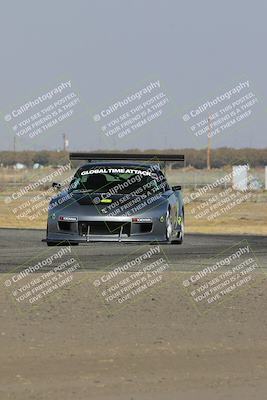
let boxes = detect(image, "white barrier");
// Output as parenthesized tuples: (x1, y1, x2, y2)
(232, 165, 248, 191)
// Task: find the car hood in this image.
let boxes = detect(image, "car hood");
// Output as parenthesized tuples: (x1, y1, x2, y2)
(49, 191, 170, 216)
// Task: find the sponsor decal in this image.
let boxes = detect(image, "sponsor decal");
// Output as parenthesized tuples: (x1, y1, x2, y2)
(58, 216, 78, 222)
(132, 218, 152, 223)
(81, 168, 154, 177)
(100, 198, 112, 204)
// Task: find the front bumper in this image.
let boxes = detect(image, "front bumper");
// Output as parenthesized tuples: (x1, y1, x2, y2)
(45, 216, 169, 243)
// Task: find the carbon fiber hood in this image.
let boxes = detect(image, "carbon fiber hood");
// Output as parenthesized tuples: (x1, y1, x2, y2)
(49, 190, 169, 216)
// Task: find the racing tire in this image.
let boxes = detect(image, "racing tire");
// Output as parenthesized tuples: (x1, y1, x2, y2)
(165, 209, 172, 243)
(172, 212, 185, 245)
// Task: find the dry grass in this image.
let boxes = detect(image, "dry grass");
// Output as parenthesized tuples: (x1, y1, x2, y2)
(1, 191, 267, 235)
(186, 202, 267, 235)
(0, 167, 267, 235)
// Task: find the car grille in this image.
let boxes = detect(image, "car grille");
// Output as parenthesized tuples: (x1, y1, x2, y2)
(78, 221, 131, 237)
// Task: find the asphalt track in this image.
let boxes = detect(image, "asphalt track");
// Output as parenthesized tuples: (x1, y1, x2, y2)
(1, 229, 267, 400)
(1, 228, 267, 272)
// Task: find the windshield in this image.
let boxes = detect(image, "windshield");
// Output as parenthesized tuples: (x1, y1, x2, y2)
(69, 166, 169, 195)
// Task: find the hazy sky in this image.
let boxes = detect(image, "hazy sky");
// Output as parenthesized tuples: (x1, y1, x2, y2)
(0, 0, 266, 151)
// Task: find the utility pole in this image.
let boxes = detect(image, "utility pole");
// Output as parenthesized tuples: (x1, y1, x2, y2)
(63, 133, 66, 151)
(63, 133, 69, 151)
(13, 135, 16, 152)
(207, 115, 211, 170)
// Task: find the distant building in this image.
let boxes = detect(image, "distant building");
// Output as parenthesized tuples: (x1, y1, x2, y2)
(33, 163, 43, 169)
(232, 165, 249, 191)
(14, 163, 26, 170)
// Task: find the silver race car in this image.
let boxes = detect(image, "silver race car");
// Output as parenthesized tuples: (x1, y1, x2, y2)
(44, 153, 185, 245)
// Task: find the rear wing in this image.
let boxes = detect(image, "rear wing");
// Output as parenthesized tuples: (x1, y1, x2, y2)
(69, 153, 184, 162)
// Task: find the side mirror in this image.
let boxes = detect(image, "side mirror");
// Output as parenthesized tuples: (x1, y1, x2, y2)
(52, 182, 61, 189)
(172, 185, 182, 191)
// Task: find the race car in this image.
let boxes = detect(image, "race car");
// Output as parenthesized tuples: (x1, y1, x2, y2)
(44, 153, 185, 245)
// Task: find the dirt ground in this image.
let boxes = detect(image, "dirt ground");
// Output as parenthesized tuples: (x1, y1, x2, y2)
(1, 272, 267, 400)
(1, 230, 267, 399)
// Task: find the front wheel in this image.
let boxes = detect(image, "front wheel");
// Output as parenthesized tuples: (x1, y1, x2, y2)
(165, 209, 173, 243)
(172, 214, 184, 245)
